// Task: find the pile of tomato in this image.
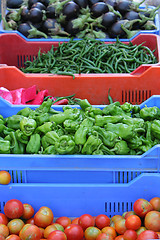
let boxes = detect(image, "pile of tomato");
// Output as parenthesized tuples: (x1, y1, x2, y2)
(0, 197, 159, 240)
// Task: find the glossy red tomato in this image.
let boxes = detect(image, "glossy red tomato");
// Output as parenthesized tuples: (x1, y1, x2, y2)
(0, 233, 5, 240)
(21, 204, 34, 220)
(101, 226, 117, 239)
(26, 218, 34, 225)
(150, 197, 160, 211)
(6, 234, 21, 240)
(34, 207, 54, 228)
(19, 224, 41, 240)
(39, 227, 44, 239)
(115, 235, 124, 240)
(123, 229, 137, 240)
(0, 213, 8, 225)
(0, 224, 9, 238)
(47, 230, 67, 240)
(124, 211, 135, 220)
(95, 215, 110, 230)
(78, 214, 95, 231)
(7, 219, 24, 235)
(84, 226, 101, 240)
(137, 230, 159, 240)
(4, 199, 24, 219)
(96, 232, 114, 240)
(64, 224, 84, 240)
(44, 225, 58, 239)
(125, 215, 141, 230)
(55, 217, 71, 229)
(133, 199, 153, 218)
(115, 219, 127, 235)
(0, 171, 11, 185)
(111, 215, 123, 224)
(144, 210, 160, 232)
(71, 217, 79, 225)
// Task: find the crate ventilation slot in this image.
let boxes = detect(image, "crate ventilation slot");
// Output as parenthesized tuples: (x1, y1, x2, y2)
(8, 170, 25, 183)
(17, 55, 38, 68)
(105, 201, 133, 217)
(122, 90, 152, 104)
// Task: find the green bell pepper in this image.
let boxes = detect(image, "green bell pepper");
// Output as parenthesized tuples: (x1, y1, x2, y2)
(20, 117, 37, 136)
(55, 135, 75, 154)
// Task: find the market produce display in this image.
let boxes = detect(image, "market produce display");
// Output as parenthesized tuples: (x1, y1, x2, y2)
(1, 98, 160, 155)
(2, 0, 160, 39)
(0, 197, 159, 240)
(21, 38, 158, 76)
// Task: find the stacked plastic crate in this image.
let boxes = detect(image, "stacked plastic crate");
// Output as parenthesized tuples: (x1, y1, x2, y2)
(0, 0, 160, 239)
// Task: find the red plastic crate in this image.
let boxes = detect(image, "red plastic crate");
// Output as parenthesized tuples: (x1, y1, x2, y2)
(0, 33, 160, 104)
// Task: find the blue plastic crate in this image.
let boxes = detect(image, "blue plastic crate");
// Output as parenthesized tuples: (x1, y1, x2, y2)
(0, 6, 159, 42)
(0, 173, 159, 218)
(0, 96, 160, 184)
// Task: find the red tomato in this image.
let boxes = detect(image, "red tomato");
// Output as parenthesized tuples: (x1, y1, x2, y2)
(115, 235, 124, 240)
(51, 223, 64, 232)
(7, 219, 24, 235)
(0, 213, 8, 225)
(44, 225, 58, 239)
(95, 215, 110, 230)
(136, 227, 147, 236)
(21, 204, 34, 220)
(125, 215, 141, 230)
(144, 210, 160, 232)
(133, 199, 153, 218)
(84, 226, 101, 240)
(78, 214, 95, 230)
(34, 207, 54, 228)
(111, 215, 123, 224)
(115, 219, 127, 235)
(0, 224, 9, 238)
(19, 224, 41, 240)
(96, 232, 114, 240)
(47, 230, 67, 240)
(39, 227, 44, 239)
(55, 217, 71, 229)
(26, 218, 34, 225)
(124, 211, 135, 220)
(0, 171, 11, 185)
(150, 197, 160, 211)
(123, 230, 137, 240)
(6, 234, 21, 240)
(101, 226, 117, 239)
(72, 217, 79, 225)
(0, 234, 5, 240)
(4, 199, 24, 219)
(137, 230, 159, 240)
(64, 224, 84, 240)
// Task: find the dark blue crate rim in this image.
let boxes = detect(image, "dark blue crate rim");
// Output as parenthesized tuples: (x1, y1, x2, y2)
(0, 173, 159, 217)
(0, 6, 159, 42)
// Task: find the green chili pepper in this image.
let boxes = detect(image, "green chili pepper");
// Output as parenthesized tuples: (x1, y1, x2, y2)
(35, 122, 54, 134)
(74, 126, 89, 145)
(20, 117, 37, 136)
(9, 132, 25, 154)
(15, 129, 29, 144)
(26, 133, 41, 154)
(63, 119, 80, 132)
(95, 115, 123, 127)
(41, 131, 59, 149)
(85, 107, 103, 118)
(105, 123, 135, 140)
(0, 140, 10, 154)
(127, 135, 143, 149)
(110, 140, 130, 155)
(140, 106, 160, 120)
(82, 134, 102, 155)
(5, 115, 24, 129)
(36, 113, 50, 126)
(35, 98, 53, 114)
(151, 120, 160, 139)
(43, 145, 57, 154)
(49, 108, 80, 124)
(55, 135, 75, 154)
(17, 107, 32, 117)
(79, 99, 92, 111)
(92, 126, 118, 148)
(122, 116, 145, 128)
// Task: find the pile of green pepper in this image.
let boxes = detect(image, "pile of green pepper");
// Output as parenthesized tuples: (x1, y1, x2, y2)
(0, 98, 160, 155)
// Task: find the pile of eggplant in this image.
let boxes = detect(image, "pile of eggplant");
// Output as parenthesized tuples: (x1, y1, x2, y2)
(3, 0, 160, 39)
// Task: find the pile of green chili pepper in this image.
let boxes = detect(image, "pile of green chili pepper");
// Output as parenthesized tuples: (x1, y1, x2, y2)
(21, 38, 158, 77)
(0, 98, 160, 155)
